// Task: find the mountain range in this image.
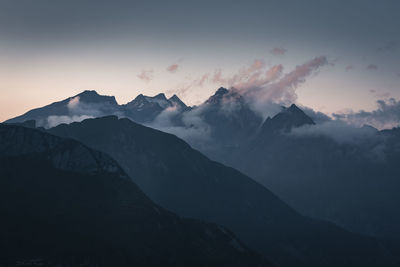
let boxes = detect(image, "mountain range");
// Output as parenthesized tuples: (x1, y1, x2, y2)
(5, 90, 189, 128)
(4, 88, 400, 266)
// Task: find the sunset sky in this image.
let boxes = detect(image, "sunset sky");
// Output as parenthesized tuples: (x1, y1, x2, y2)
(1, 0, 399, 122)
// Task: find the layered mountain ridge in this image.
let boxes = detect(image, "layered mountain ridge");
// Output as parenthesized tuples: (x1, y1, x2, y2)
(0, 124, 270, 266)
(47, 115, 400, 267)
(5, 87, 400, 243)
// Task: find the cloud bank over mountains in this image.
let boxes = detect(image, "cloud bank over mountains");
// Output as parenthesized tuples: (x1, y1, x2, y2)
(333, 98, 400, 130)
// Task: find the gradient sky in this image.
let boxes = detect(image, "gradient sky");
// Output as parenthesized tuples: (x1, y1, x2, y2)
(1, 0, 399, 122)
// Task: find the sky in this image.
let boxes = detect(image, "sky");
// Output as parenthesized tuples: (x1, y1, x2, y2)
(1, 0, 400, 122)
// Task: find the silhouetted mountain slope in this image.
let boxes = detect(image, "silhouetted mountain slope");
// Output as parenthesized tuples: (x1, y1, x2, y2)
(0, 124, 270, 267)
(228, 105, 400, 240)
(202, 87, 263, 146)
(258, 104, 315, 136)
(48, 116, 400, 267)
(5, 90, 120, 127)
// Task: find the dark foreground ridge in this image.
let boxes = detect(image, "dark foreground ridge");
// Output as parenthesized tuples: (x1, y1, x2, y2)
(48, 116, 400, 267)
(0, 124, 270, 267)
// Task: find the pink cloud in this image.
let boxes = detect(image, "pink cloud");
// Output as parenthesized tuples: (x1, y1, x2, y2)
(270, 47, 287, 55)
(258, 56, 328, 103)
(167, 64, 179, 73)
(166, 73, 210, 97)
(212, 70, 224, 84)
(197, 73, 209, 87)
(210, 57, 328, 104)
(137, 70, 154, 82)
(367, 64, 378, 70)
(168, 56, 328, 114)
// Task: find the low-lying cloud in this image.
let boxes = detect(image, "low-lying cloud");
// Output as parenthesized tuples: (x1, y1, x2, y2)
(333, 98, 400, 130)
(290, 120, 379, 144)
(43, 96, 121, 128)
(147, 104, 212, 147)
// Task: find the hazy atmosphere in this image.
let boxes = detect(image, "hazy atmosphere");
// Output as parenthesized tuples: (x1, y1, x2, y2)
(2, 1, 400, 266)
(1, 0, 400, 125)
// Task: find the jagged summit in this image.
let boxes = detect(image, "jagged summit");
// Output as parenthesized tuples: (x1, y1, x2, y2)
(153, 93, 167, 100)
(259, 104, 315, 135)
(169, 94, 182, 103)
(169, 94, 188, 110)
(216, 87, 229, 95)
(206, 87, 242, 105)
(286, 103, 303, 113)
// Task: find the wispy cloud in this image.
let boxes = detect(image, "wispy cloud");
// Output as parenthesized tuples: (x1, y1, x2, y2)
(367, 64, 378, 70)
(167, 57, 329, 118)
(209, 56, 329, 118)
(345, 65, 354, 71)
(270, 47, 287, 55)
(167, 64, 179, 73)
(376, 41, 397, 53)
(137, 70, 154, 82)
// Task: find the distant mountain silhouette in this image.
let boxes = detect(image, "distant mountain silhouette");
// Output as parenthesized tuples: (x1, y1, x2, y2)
(48, 116, 400, 267)
(0, 124, 270, 267)
(259, 104, 315, 135)
(5, 90, 189, 127)
(5, 87, 400, 241)
(227, 103, 400, 240)
(196, 87, 263, 158)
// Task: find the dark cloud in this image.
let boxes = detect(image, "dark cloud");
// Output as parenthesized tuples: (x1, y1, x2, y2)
(345, 65, 354, 71)
(367, 64, 378, 70)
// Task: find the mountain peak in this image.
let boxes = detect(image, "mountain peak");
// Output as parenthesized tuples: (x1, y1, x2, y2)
(216, 87, 229, 95)
(78, 90, 100, 97)
(259, 104, 315, 135)
(75, 90, 117, 105)
(169, 94, 180, 101)
(287, 104, 302, 113)
(169, 94, 188, 109)
(206, 87, 231, 105)
(153, 93, 167, 100)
